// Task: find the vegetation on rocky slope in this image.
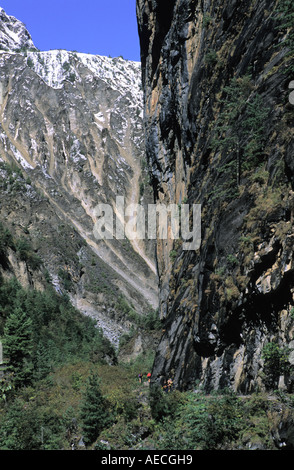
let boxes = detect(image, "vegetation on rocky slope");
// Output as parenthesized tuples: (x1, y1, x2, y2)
(1, 226, 293, 451)
(1, 344, 294, 450)
(0, 236, 293, 450)
(1, 1, 294, 451)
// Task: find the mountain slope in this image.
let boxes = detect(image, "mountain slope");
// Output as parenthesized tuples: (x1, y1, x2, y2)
(0, 7, 37, 52)
(0, 6, 158, 348)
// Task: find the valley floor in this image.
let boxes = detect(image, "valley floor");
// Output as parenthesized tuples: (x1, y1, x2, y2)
(1, 348, 294, 451)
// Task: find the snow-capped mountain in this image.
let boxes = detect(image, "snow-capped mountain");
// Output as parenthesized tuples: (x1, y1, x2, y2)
(26, 50, 143, 107)
(0, 7, 37, 51)
(0, 6, 158, 348)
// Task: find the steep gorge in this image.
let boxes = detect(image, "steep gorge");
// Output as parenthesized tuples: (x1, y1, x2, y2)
(137, 0, 294, 392)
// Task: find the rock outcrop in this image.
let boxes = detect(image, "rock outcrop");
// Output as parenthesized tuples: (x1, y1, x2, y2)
(0, 7, 37, 52)
(0, 7, 158, 349)
(137, 0, 294, 391)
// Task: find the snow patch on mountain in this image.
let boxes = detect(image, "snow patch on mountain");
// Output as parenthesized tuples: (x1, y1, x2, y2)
(10, 142, 34, 170)
(26, 49, 143, 108)
(0, 7, 37, 52)
(0, 6, 143, 110)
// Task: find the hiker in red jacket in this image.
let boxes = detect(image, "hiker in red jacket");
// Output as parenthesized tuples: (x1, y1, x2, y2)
(147, 372, 151, 383)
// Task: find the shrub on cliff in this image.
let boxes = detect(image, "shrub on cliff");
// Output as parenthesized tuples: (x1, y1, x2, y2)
(276, 0, 294, 70)
(262, 342, 291, 390)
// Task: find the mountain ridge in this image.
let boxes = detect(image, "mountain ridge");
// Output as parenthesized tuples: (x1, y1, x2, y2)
(0, 6, 159, 349)
(0, 6, 37, 52)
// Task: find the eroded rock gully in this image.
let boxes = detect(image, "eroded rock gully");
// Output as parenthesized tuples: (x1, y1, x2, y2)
(137, 0, 294, 392)
(0, 7, 158, 349)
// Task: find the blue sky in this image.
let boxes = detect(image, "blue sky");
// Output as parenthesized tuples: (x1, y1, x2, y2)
(0, 0, 141, 61)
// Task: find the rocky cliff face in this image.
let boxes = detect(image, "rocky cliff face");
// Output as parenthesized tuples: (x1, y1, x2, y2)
(137, 0, 294, 392)
(0, 7, 37, 52)
(0, 7, 158, 349)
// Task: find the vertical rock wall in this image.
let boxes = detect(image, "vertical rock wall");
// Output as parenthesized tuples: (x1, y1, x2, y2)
(137, 0, 294, 391)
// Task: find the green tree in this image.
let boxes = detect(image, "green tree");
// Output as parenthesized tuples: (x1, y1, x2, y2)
(211, 75, 268, 199)
(173, 391, 242, 450)
(0, 222, 14, 257)
(80, 373, 111, 446)
(15, 238, 27, 260)
(149, 384, 170, 422)
(241, 94, 269, 169)
(262, 342, 290, 390)
(276, 0, 294, 66)
(211, 76, 252, 184)
(33, 342, 52, 381)
(15, 237, 42, 270)
(201, 393, 242, 449)
(0, 398, 42, 450)
(3, 307, 33, 387)
(149, 384, 180, 422)
(0, 373, 13, 403)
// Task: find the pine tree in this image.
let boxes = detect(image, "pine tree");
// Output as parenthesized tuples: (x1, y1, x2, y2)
(276, 0, 294, 73)
(211, 75, 253, 191)
(211, 75, 268, 197)
(0, 397, 42, 450)
(80, 372, 111, 446)
(262, 342, 290, 390)
(33, 342, 52, 381)
(276, 0, 294, 51)
(3, 307, 33, 387)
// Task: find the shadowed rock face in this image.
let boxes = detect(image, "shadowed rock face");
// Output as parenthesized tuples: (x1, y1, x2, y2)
(0, 8, 158, 349)
(137, 0, 294, 392)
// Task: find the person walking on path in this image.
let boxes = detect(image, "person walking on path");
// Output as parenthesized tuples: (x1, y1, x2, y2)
(167, 378, 173, 392)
